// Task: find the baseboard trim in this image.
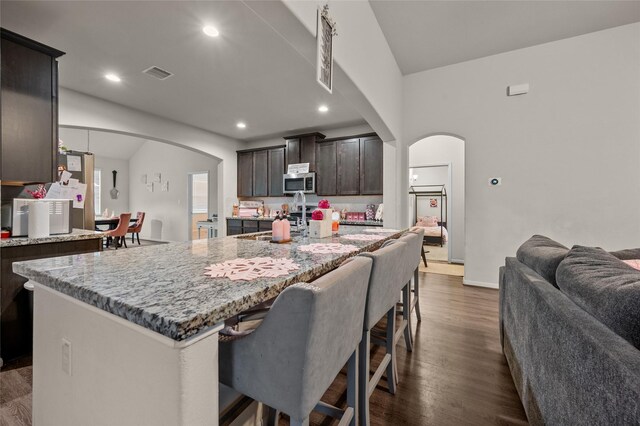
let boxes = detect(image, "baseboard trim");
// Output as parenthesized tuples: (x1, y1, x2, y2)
(463, 279, 499, 289)
(450, 258, 465, 264)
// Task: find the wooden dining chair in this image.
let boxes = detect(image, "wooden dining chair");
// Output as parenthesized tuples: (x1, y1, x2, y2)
(105, 212, 132, 249)
(127, 212, 145, 245)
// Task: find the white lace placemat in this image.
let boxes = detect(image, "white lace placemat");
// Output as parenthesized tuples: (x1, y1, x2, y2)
(297, 243, 359, 254)
(340, 234, 386, 241)
(204, 257, 300, 281)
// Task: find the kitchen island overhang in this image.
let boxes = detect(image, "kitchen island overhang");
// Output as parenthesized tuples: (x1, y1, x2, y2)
(14, 226, 406, 426)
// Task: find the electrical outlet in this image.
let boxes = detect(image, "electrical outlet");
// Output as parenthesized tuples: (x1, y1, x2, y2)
(489, 177, 502, 186)
(62, 338, 72, 376)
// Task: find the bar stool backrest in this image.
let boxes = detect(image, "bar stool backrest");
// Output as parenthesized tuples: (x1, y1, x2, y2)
(358, 240, 409, 330)
(399, 229, 425, 284)
(220, 255, 373, 422)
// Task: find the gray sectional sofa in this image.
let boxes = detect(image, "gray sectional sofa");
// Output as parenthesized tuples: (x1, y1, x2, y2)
(500, 235, 640, 425)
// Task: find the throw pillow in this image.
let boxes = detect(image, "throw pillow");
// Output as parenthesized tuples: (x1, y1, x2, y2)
(556, 246, 640, 349)
(516, 235, 569, 287)
(623, 259, 640, 271)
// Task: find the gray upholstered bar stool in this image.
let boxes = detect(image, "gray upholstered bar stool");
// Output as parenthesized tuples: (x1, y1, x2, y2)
(218, 256, 373, 426)
(397, 228, 426, 352)
(356, 240, 410, 426)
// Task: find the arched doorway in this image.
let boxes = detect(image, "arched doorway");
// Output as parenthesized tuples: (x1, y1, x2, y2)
(409, 134, 465, 270)
(59, 126, 221, 242)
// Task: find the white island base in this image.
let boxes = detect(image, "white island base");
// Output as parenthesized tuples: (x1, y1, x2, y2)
(33, 283, 227, 426)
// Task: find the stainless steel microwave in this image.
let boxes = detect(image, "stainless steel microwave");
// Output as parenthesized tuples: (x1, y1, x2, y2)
(283, 172, 316, 194)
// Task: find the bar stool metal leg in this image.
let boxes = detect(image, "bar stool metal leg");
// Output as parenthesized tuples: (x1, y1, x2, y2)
(402, 283, 414, 352)
(413, 267, 422, 321)
(385, 308, 397, 395)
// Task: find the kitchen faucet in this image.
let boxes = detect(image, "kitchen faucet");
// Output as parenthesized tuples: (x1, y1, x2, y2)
(292, 190, 307, 237)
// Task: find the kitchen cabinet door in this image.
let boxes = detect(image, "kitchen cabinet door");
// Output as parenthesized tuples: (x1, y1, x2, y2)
(360, 136, 383, 195)
(252, 150, 268, 197)
(1, 31, 63, 183)
(300, 135, 316, 171)
(237, 151, 253, 197)
(268, 147, 285, 196)
(337, 138, 361, 195)
(285, 138, 300, 170)
(316, 141, 337, 196)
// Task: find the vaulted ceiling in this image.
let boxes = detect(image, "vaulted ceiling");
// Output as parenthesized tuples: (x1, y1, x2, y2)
(370, 0, 640, 75)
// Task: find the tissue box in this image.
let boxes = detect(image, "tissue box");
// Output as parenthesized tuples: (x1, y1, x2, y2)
(309, 220, 332, 238)
(318, 208, 333, 222)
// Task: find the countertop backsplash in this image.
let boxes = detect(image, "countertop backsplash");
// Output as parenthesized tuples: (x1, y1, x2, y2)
(239, 195, 383, 214)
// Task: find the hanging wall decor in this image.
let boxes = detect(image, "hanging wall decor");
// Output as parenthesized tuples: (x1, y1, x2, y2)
(316, 4, 337, 93)
(430, 198, 438, 208)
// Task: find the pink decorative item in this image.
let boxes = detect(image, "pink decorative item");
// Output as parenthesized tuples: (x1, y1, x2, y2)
(623, 259, 640, 271)
(318, 199, 331, 209)
(26, 184, 47, 199)
(311, 209, 324, 221)
(282, 219, 291, 241)
(341, 234, 386, 242)
(298, 243, 359, 254)
(362, 228, 401, 233)
(272, 219, 284, 241)
(204, 257, 300, 281)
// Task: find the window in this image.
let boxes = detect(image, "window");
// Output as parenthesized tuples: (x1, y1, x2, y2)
(94, 169, 101, 216)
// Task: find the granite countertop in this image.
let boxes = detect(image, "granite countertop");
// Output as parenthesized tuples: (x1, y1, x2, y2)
(1, 228, 105, 248)
(227, 216, 383, 226)
(13, 226, 406, 341)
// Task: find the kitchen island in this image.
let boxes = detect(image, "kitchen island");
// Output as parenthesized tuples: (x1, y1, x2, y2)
(13, 225, 405, 426)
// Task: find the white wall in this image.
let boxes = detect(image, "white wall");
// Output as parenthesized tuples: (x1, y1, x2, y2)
(403, 23, 640, 287)
(129, 141, 219, 242)
(60, 128, 131, 217)
(58, 88, 240, 236)
(410, 135, 465, 262)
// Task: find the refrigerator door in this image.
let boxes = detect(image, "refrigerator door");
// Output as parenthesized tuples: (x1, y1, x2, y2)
(58, 151, 95, 230)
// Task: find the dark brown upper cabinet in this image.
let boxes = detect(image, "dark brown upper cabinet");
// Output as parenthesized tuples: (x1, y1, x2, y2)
(359, 136, 383, 195)
(1, 29, 65, 184)
(267, 147, 285, 197)
(252, 150, 268, 197)
(316, 141, 337, 196)
(337, 138, 361, 195)
(284, 132, 325, 172)
(237, 151, 254, 197)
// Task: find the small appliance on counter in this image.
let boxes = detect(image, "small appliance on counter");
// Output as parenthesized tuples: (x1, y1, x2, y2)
(11, 198, 73, 237)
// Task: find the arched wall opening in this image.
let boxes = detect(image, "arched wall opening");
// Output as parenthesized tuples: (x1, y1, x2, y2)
(409, 134, 466, 264)
(60, 126, 221, 242)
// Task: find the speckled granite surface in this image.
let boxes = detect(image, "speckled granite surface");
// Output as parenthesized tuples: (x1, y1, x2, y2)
(13, 226, 406, 342)
(226, 216, 382, 226)
(1, 228, 105, 248)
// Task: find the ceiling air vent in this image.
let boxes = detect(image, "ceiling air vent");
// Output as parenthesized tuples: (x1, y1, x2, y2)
(142, 66, 173, 80)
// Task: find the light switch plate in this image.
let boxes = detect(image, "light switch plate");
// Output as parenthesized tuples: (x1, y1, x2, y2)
(507, 83, 529, 96)
(489, 177, 502, 186)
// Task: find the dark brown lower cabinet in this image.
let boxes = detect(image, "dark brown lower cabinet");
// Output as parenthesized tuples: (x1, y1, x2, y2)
(0, 238, 102, 363)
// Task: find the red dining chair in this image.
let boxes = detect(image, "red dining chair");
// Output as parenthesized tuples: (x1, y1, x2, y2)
(127, 212, 146, 245)
(105, 212, 132, 249)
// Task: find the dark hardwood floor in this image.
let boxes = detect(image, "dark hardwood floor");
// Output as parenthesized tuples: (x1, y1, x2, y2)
(0, 272, 527, 426)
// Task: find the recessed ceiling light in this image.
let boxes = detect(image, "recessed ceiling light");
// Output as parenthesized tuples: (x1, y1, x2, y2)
(236, 122, 246, 129)
(318, 105, 329, 113)
(203, 25, 220, 37)
(105, 73, 121, 83)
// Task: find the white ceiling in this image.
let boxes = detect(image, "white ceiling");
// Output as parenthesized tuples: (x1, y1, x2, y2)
(370, 0, 640, 75)
(1, 1, 365, 141)
(59, 128, 146, 160)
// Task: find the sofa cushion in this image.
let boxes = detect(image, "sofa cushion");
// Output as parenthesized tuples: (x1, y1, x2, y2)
(556, 245, 640, 349)
(516, 235, 569, 287)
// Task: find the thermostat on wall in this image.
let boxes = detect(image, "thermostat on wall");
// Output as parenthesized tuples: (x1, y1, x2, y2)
(489, 177, 502, 186)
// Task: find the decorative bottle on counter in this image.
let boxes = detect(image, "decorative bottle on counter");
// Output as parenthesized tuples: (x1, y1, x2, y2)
(282, 219, 291, 241)
(272, 219, 283, 242)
